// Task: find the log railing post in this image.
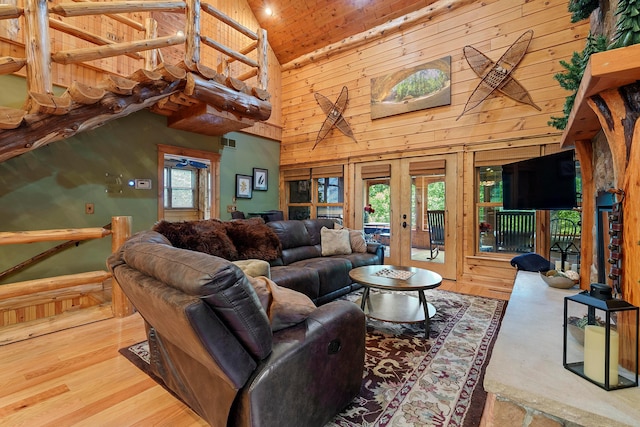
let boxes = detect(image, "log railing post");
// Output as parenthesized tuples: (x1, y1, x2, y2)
(110, 215, 134, 317)
(144, 17, 158, 70)
(185, 0, 201, 65)
(23, 0, 52, 96)
(257, 28, 268, 91)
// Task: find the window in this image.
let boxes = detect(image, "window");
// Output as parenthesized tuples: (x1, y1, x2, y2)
(164, 166, 197, 209)
(475, 147, 582, 255)
(284, 166, 344, 222)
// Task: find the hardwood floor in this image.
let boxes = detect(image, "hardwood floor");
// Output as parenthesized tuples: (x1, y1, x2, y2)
(0, 313, 207, 426)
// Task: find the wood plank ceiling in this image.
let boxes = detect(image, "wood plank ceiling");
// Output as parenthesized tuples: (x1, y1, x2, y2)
(246, 0, 439, 65)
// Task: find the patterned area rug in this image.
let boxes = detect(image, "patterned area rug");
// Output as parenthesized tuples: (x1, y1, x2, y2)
(120, 289, 506, 427)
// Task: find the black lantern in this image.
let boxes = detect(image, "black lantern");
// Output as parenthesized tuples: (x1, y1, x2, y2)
(563, 283, 639, 390)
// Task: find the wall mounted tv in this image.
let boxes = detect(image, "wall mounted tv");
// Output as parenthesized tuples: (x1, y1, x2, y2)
(502, 150, 577, 210)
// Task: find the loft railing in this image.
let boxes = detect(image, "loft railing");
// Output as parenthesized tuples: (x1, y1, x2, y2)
(0, 0, 268, 96)
(0, 216, 132, 344)
(0, 1, 271, 162)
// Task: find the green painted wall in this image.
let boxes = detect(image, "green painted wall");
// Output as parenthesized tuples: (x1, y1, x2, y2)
(0, 75, 280, 284)
(220, 131, 281, 217)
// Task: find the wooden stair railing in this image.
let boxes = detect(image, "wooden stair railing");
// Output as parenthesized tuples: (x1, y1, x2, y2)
(0, 216, 132, 344)
(0, 1, 272, 162)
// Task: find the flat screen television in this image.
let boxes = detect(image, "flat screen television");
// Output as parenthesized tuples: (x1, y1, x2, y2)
(502, 150, 577, 210)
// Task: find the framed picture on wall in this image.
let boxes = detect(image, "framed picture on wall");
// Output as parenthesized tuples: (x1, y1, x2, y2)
(236, 174, 252, 199)
(253, 168, 268, 191)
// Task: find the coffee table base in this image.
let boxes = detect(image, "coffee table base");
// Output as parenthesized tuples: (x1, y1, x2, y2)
(357, 292, 436, 335)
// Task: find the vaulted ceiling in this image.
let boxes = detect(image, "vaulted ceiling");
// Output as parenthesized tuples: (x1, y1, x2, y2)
(246, 0, 439, 65)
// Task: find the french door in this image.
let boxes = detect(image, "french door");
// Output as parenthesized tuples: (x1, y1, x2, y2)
(354, 154, 457, 280)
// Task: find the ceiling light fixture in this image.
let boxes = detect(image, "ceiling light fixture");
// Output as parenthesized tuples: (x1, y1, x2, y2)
(265, 7, 273, 16)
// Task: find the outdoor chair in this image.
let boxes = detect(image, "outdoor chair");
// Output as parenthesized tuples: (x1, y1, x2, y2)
(549, 217, 579, 267)
(495, 211, 535, 253)
(426, 210, 445, 259)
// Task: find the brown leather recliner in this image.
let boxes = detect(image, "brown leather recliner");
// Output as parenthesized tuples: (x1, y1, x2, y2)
(107, 230, 365, 427)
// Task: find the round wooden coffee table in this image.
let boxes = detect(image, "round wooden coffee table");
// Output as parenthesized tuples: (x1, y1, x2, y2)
(349, 265, 443, 335)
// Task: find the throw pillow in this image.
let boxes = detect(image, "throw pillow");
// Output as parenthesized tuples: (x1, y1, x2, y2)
(510, 253, 552, 272)
(232, 259, 271, 278)
(321, 226, 352, 256)
(248, 275, 316, 331)
(334, 223, 367, 253)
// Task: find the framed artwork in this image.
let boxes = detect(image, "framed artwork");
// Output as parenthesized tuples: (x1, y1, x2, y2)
(253, 168, 268, 191)
(370, 56, 451, 120)
(236, 174, 252, 199)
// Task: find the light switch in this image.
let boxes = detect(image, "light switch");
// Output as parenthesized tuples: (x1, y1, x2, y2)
(134, 179, 152, 189)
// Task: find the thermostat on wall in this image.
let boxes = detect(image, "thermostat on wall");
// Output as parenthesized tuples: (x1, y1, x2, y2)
(133, 179, 152, 189)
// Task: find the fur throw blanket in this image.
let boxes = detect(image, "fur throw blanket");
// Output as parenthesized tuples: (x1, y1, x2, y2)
(153, 218, 281, 262)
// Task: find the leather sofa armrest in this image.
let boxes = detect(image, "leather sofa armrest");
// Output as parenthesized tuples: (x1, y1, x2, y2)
(367, 242, 385, 264)
(231, 300, 365, 427)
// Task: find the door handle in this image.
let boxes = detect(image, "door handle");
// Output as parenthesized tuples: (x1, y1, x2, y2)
(402, 221, 407, 228)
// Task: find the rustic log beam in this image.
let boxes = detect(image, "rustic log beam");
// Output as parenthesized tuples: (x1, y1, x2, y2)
(0, 79, 182, 162)
(201, 2, 256, 40)
(49, 17, 142, 60)
(52, 34, 185, 64)
(0, 227, 111, 245)
(184, 72, 271, 121)
(201, 35, 258, 68)
(24, 0, 53, 95)
(282, 0, 476, 70)
(50, 1, 185, 17)
(0, 271, 111, 300)
(0, 57, 26, 75)
(0, 4, 22, 19)
(71, 0, 146, 31)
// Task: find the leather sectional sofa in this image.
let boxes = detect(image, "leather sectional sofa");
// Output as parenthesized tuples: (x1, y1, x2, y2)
(266, 219, 384, 305)
(108, 230, 366, 427)
(152, 217, 384, 306)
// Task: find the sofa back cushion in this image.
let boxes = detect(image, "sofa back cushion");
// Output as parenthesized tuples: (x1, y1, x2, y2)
(302, 219, 339, 245)
(115, 231, 272, 360)
(267, 220, 312, 249)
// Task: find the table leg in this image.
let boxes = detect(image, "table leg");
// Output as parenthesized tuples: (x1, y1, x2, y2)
(418, 290, 430, 336)
(360, 286, 370, 311)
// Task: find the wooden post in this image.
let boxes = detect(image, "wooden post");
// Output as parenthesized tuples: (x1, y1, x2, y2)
(23, 0, 52, 95)
(144, 18, 158, 70)
(185, 0, 200, 65)
(110, 216, 134, 317)
(573, 139, 594, 291)
(257, 28, 268, 91)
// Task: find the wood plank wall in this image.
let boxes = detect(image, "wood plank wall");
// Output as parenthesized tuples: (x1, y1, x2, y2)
(280, 0, 590, 298)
